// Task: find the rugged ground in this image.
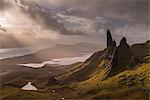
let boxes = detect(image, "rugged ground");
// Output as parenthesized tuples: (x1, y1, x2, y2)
(0, 30, 149, 100)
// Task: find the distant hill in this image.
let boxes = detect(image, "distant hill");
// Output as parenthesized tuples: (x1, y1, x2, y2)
(0, 42, 102, 73)
(131, 40, 149, 60)
(34, 42, 102, 60)
(0, 41, 102, 88)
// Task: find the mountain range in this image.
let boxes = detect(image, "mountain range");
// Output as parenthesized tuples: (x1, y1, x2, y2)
(0, 41, 102, 84)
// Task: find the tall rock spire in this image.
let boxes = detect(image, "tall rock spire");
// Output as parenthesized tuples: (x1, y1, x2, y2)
(107, 29, 113, 48)
(120, 37, 127, 45)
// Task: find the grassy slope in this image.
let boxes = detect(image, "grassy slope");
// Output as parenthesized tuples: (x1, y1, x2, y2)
(131, 41, 149, 60)
(75, 63, 150, 100)
(1, 63, 149, 100)
(0, 85, 79, 100)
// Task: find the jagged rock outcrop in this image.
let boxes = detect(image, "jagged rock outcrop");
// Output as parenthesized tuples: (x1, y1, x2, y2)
(63, 30, 117, 82)
(107, 37, 136, 77)
(61, 29, 139, 82)
(106, 30, 116, 62)
(107, 29, 113, 48)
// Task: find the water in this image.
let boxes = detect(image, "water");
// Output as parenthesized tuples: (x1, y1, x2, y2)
(0, 46, 49, 60)
(18, 63, 45, 68)
(18, 53, 93, 68)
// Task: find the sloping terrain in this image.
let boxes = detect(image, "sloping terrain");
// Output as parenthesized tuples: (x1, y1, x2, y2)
(0, 42, 101, 87)
(0, 42, 101, 71)
(58, 30, 147, 83)
(76, 63, 150, 100)
(1, 63, 149, 100)
(0, 30, 149, 100)
(131, 40, 150, 60)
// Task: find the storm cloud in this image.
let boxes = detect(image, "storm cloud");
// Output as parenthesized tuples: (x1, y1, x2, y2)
(0, 0, 149, 45)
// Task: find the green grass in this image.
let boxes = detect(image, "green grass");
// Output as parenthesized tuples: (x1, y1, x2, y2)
(1, 64, 149, 100)
(75, 63, 150, 100)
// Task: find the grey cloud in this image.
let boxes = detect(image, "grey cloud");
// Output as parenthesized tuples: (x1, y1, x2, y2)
(66, 0, 149, 25)
(1, 0, 149, 45)
(0, 0, 12, 11)
(20, 0, 85, 35)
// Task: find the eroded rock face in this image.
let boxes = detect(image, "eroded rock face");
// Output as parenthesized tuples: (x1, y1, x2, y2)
(106, 30, 116, 59)
(64, 30, 117, 82)
(108, 37, 136, 77)
(107, 30, 113, 48)
(62, 30, 138, 82)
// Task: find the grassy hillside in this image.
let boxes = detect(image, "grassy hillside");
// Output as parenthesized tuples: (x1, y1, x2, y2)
(75, 63, 150, 100)
(1, 39, 149, 100)
(1, 63, 149, 100)
(58, 49, 111, 82)
(131, 40, 149, 60)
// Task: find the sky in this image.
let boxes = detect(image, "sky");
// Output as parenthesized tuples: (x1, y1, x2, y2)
(0, 0, 149, 48)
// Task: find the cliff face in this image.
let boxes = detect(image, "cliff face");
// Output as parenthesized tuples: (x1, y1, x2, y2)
(107, 29, 113, 48)
(113, 37, 135, 68)
(107, 37, 136, 77)
(62, 30, 116, 82)
(61, 29, 147, 82)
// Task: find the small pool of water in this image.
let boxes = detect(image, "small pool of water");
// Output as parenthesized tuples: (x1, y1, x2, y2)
(18, 53, 93, 68)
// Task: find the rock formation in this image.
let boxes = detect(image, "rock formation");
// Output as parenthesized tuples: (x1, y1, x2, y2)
(63, 29, 138, 82)
(107, 29, 113, 48)
(108, 37, 136, 77)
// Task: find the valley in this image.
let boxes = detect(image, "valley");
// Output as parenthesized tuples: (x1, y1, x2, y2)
(0, 30, 149, 100)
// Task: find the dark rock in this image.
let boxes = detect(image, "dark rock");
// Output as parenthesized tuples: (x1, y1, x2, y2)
(129, 56, 136, 67)
(107, 37, 136, 77)
(107, 29, 113, 48)
(108, 39, 117, 57)
(63, 30, 142, 82)
(120, 37, 127, 45)
(113, 40, 117, 47)
(48, 76, 59, 85)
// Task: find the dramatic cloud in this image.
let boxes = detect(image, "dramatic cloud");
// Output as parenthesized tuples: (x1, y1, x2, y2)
(0, 0, 149, 46)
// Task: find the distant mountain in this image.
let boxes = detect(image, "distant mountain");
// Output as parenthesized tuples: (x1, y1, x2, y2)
(0, 42, 101, 87)
(34, 42, 102, 60)
(0, 42, 102, 73)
